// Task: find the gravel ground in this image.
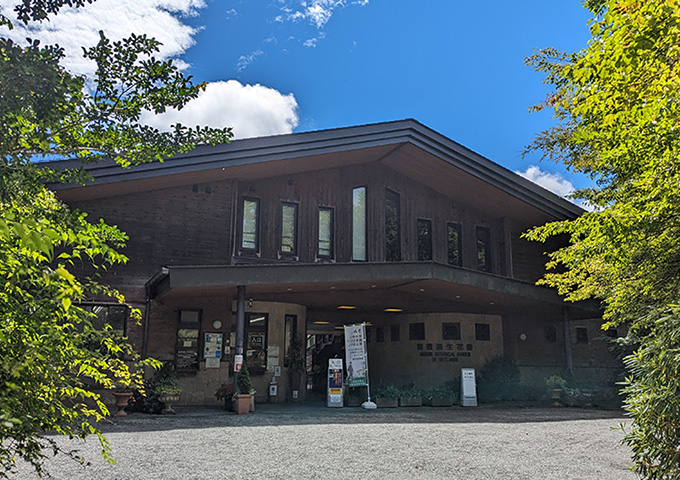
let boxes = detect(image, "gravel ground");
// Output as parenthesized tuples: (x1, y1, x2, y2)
(11, 404, 635, 480)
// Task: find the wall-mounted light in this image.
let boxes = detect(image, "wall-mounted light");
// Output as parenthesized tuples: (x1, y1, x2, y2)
(384, 308, 403, 313)
(519, 333, 527, 341)
(248, 299, 253, 308)
(313, 321, 330, 325)
(337, 305, 356, 310)
(212, 320, 222, 329)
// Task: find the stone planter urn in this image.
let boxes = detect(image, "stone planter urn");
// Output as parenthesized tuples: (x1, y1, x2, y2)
(113, 392, 133, 417)
(158, 393, 181, 414)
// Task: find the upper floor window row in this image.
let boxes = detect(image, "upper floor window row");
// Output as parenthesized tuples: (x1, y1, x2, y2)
(240, 197, 336, 260)
(240, 192, 492, 272)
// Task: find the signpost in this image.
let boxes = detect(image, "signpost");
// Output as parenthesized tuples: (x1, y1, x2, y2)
(343, 323, 376, 409)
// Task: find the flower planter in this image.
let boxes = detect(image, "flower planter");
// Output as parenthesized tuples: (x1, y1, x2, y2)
(113, 392, 133, 417)
(235, 394, 252, 415)
(399, 396, 423, 407)
(158, 393, 181, 414)
(374, 398, 398, 408)
(426, 396, 454, 407)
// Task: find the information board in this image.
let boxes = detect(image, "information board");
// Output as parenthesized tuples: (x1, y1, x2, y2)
(327, 358, 344, 407)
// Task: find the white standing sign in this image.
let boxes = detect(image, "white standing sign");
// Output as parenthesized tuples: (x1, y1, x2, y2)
(461, 368, 478, 407)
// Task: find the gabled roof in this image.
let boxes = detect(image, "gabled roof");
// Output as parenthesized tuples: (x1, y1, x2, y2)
(48, 119, 583, 220)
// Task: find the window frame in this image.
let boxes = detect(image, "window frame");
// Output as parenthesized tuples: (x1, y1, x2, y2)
(385, 188, 402, 262)
(447, 222, 462, 266)
(442, 322, 461, 341)
(417, 218, 433, 261)
(176, 309, 202, 372)
(476, 225, 492, 272)
(390, 324, 400, 342)
(245, 312, 269, 375)
(409, 322, 425, 341)
(279, 202, 299, 256)
(475, 322, 491, 341)
(317, 206, 334, 259)
(81, 303, 129, 337)
(352, 186, 368, 262)
(240, 196, 261, 252)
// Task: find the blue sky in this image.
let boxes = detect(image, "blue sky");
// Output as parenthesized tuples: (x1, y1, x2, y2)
(1, 0, 595, 198)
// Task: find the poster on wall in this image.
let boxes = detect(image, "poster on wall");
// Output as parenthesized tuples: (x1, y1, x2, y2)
(204, 333, 223, 359)
(344, 324, 368, 387)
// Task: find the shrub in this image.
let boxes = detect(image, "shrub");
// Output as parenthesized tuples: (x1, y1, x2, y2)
(477, 355, 521, 402)
(620, 306, 680, 479)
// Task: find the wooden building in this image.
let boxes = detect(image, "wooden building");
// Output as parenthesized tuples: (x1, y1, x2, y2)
(51, 120, 615, 405)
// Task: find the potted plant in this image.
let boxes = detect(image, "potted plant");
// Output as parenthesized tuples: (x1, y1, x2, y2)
(345, 386, 364, 407)
(398, 385, 423, 407)
(215, 383, 235, 411)
(286, 335, 305, 401)
(373, 385, 400, 408)
(545, 375, 567, 406)
(423, 382, 458, 407)
(234, 364, 254, 414)
(155, 374, 183, 414)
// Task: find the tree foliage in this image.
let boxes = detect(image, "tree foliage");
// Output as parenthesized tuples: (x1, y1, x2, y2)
(524, 0, 680, 329)
(620, 305, 680, 479)
(525, 1, 680, 477)
(0, 0, 232, 476)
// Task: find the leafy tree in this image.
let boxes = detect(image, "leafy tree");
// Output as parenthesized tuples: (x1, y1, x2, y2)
(0, 0, 232, 476)
(620, 306, 680, 479)
(524, 1, 680, 476)
(524, 0, 680, 329)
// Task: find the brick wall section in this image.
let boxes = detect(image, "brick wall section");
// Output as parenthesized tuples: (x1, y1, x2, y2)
(71, 180, 236, 303)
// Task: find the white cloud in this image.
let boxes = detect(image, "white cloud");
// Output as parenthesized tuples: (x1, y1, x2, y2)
(0, 0, 204, 76)
(278, 0, 367, 29)
(140, 80, 299, 139)
(237, 49, 264, 71)
(516, 166, 575, 198)
(1, 0, 300, 140)
(515, 165, 593, 211)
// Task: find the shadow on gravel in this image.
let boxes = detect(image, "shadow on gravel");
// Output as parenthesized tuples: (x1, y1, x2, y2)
(97, 403, 627, 434)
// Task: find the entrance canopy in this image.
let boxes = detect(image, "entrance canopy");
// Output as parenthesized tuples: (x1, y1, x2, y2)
(146, 262, 599, 322)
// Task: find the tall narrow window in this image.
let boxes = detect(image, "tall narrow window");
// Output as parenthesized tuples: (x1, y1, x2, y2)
(476, 226, 492, 272)
(417, 219, 432, 261)
(241, 197, 259, 251)
(447, 223, 462, 266)
(245, 313, 268, 373)
(352, 187, 367, 261)
(284, 314, 297, 367)
(280, 203, 298, 255)
(318, 207, 334, 259)
(385, 189, 401, 261)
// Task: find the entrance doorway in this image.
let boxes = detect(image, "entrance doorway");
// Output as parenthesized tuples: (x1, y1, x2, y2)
(305, 332, 344, 394)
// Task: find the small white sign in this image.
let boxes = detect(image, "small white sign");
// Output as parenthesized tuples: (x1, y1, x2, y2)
(461, 368, 478, 407)
(234, 354, 243, 372)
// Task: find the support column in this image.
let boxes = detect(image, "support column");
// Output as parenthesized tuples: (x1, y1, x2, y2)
(235, 285, 246, 391)
(562, 307, 574, 375)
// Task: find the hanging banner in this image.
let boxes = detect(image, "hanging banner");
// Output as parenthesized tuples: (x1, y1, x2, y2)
(344, 324, 368, 387)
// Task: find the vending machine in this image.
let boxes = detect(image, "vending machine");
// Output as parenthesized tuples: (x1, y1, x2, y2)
(327, 358, 344, 407)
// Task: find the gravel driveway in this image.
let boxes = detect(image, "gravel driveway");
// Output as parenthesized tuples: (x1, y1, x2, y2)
(12, 404, 634, 480)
